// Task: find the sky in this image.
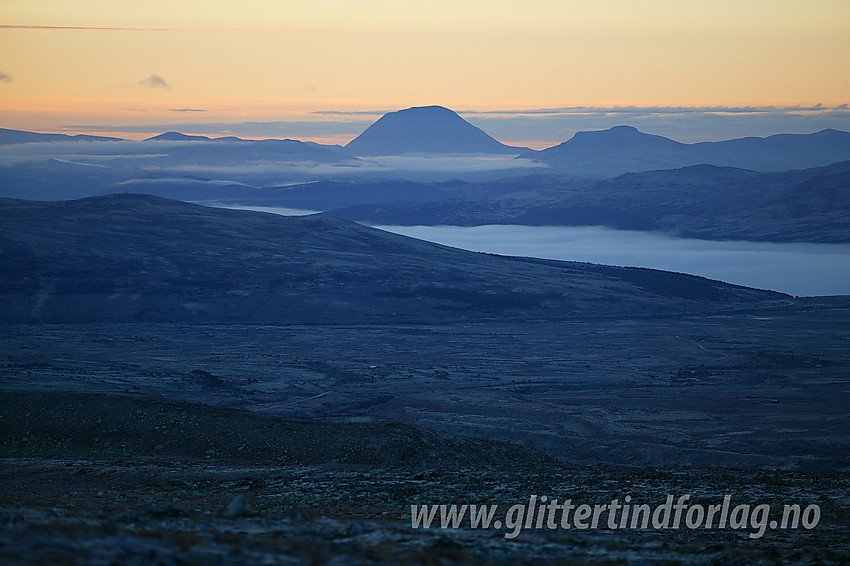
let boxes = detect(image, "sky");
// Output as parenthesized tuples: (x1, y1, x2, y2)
(1, 0, 849, 146)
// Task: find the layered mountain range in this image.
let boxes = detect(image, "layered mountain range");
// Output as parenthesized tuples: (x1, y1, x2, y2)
(525, 125, 850, 177)
(321, 161, 850, 242)
(2, 107, 848, 243)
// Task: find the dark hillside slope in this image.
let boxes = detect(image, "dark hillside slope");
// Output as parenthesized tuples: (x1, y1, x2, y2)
(0, 194, 784, 323)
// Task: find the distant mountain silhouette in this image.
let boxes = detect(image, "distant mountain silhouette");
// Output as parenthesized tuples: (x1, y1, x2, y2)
(144, 131, 213, 142)
(528, 126, 850, 177)
(0, 137, 360, 200)
(322, 161, 850, 242)
(0, 128, 124, 145)
(345, 106, 526, 155)
(689, 128, 850, 171)
(559, 125, 683, 152)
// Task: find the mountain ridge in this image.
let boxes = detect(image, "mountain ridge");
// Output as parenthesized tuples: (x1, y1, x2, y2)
(528, 125, 850, 176)
(321, 161, 850, 242)
(0, 194, 784, 324)
(0, 128, 125, 145)
(144, 131, 213, 142)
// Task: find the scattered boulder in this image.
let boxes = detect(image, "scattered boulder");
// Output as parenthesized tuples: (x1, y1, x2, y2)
(222, 494, 251, 518)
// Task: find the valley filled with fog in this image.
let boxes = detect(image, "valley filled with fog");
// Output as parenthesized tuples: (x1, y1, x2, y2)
(375, 224, 850, 297)
(213, 204, 850, 297)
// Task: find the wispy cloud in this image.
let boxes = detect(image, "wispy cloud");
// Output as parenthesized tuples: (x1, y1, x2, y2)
(310, 104, 849, 120)
(460, 105, 850, 145)
(0, 72, 11, 83)
(168, 108, 206, 113)
(1, 24, 180, 31)
(312, 110, 391, 116)
(139, 75, 171, 90)
(459, 104, 849, 117)
(0, 24, 338, 33)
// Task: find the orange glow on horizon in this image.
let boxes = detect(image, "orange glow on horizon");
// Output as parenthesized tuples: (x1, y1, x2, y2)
(1, 1, 847, 139)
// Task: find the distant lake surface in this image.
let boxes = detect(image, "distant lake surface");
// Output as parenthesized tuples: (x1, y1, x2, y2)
(373, 225, 850, 297)
(205, 204, 850, 297)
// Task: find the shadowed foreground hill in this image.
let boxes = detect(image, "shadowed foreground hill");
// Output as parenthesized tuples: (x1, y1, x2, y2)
(0, 194, 784, 323)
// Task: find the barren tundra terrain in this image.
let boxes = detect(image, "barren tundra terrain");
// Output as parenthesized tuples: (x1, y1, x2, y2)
(1, 194, 848, 564)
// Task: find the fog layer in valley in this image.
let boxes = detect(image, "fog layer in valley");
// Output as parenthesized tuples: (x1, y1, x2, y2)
(375, 224, 850, 297)
(201, 202, 850, 296)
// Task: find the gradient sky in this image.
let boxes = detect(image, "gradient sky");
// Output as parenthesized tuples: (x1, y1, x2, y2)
(1, 0, 848, 145)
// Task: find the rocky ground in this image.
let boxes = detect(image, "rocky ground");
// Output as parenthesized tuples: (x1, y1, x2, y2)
(3, 309, 848, 469)
(2, 456, 848, 565)
(1, 391, 849, 565)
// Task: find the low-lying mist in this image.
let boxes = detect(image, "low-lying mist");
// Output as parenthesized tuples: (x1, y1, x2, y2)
(373, 224, 850, 297)
(200, 203, 850, 297)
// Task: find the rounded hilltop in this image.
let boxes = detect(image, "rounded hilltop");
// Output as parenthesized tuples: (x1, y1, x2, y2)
(344, 105, 523, 156)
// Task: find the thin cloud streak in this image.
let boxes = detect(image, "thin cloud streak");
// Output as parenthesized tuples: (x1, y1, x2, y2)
(0, 24, 339, 33)
(466, 107, 850, 144)
(59, 120, 372, 138)
(311, 105, 850, 120)
(139, 75, 171, 90)
(312, 110, 392, 116)
(459, 104, 849, 117)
